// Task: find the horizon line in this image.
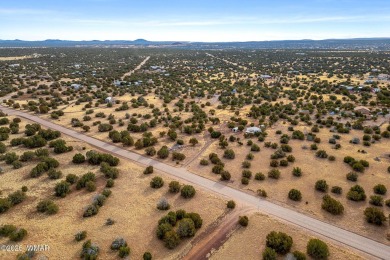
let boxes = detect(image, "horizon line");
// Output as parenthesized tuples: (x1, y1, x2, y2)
(1, 37, 390, 43)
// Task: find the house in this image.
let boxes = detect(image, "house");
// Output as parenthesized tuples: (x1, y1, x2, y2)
(232, 127, 239, 133)
(354, 106, 370, 115)
(70, 84, 82, 90)
(105, 97, 114, 104)
(245, 127, 261, 134)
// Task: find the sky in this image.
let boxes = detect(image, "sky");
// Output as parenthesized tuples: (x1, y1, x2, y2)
(1, 0, 390, 42)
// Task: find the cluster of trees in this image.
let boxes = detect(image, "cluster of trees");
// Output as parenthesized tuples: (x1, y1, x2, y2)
(83, 188, 112, 217)
(110, 238, 131, 258)
(0, 188, 27, 214)
(156, 209, 202, 249)
(86, 150, 120, 166)
(0, 224, 27, 242)
(36, 199, 59, 215)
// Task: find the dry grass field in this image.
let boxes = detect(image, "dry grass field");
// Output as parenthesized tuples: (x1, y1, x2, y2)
(210, 213, 367, 260)
(0, 117, 226, 259)
(188, 120, 390, 245)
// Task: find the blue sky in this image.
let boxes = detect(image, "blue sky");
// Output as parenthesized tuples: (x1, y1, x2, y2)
(1, 0, 389, 41)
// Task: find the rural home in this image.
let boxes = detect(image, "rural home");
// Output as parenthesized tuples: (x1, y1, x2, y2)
(232, 127, 239, 132)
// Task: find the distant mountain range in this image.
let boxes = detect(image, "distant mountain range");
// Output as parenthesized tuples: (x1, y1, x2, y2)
(1, 38, 390, 50)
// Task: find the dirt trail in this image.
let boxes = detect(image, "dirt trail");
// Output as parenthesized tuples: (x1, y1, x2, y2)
(121, 56, 150, 79)
(183, 205, 254, 260)
(206, 53, 248, 70)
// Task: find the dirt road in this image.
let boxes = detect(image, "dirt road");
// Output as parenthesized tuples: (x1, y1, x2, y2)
(0, 105, 389, 259)
(121, 56, 150, 79)
(184, 206, 253, 260)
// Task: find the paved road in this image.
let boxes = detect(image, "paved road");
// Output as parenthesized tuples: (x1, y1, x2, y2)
(0, 105, 389, 259)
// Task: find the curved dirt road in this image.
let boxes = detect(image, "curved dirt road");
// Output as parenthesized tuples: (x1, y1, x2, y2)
(0, 105, 389, 259)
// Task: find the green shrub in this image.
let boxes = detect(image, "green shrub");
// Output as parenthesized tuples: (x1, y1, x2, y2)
(346, 172, 358, 182)
(347, 185, 366, 201)
(220, 170, 231, 181)
(315, 180, 328, 192)
(0, 198, 12, 213)
(37, 199, 58, 215)
(238, 216, 249, 227)
(76, 172, 96, 190)
(86, 181, 96, 192)
(8, 190, 26, 205)
(373, 184, 387, 195)
(75, 231, 87, 241)
(157, 146, 169, 159)
(100, 162, 119, 179)
(369, 195, 383, 206)
(55, 181, 71, 198)
(321, 195, 344, 215)
(255, 172, 265, 180)
(47, 169, 62, 179)
(177, 218, 196, 237)
(168, 181, 181, 193)
(150, 176, 164, 189)
(241, 177, 249, 185)
(364, 207, 386, 225)
(293, 251, 306, 260)
(288, 189, 302, 201)
(262, 247, 277, 260)
(118, 246, 130, 258)
(181, 185, 196, 198)
(223, 149, 235, 159)
(80, 240, 99, 259)
(9, 228, 27, 242)
(292, 167, 302, 177)
(66, 174, 78, 184)
(143, 252, 152, 260)
(83, 204, 99, 217)
(0, 224, 17, 237)
(266, 231, 293, 254)
(163, 230, 180, 249)
(331, 186, 342, 194)
(227, 200, 236, 209)
(143, 166, 154, 174)
(268, 169, 280, 179)
(307, 239, 329, 259)
(72, 153, 86, 164)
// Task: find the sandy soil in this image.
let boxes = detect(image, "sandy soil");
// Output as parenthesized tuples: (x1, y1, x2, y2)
(0, 117, 226, 260)
(188, 120, 390, 245)
(210, 213, 368, 260)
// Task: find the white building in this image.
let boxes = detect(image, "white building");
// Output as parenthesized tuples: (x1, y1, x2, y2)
(232, 127, 239, 133)
(245, 127, 261, 134)
(105, 97, 114, 104)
